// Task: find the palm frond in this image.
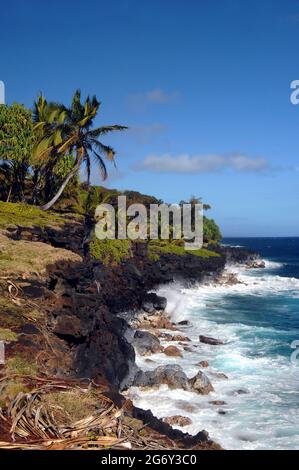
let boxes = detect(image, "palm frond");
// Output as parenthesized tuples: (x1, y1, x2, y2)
(85, 153, 91, 185)
(93, 151, 108, 180)
(89, 125, 128, 137)
(92, 140, 116, 162)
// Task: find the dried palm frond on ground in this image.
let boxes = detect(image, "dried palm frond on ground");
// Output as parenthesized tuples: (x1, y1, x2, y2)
(0, 378, 176, 450)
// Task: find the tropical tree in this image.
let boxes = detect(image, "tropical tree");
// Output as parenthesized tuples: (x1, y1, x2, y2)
(203, 216, 222, 243)
(0, 103, 34, 201)
(33, 90, 127, 210)
(31, 96, 69, 204)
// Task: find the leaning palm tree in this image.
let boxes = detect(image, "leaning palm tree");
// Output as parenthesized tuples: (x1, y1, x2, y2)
(32, 96, 69, 204)
(34, 90, 127, 210)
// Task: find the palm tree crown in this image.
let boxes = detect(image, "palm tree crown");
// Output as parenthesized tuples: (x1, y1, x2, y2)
(33, 90, 127, 210)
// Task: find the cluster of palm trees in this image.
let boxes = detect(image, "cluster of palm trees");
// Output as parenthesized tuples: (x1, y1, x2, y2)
(32, 90, 127, 210)
(0, 90, 127, 210)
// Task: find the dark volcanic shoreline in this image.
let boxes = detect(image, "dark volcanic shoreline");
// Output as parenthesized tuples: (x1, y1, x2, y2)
(0, 217, 258, 449)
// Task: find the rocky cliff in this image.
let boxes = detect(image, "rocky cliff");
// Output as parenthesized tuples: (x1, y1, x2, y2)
(0, 206, 256, 449)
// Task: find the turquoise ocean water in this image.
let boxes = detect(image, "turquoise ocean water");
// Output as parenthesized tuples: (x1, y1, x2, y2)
(128, 238, 299, 449)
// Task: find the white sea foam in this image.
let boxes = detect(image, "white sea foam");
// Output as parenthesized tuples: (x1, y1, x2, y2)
(126, 260, 299, 450)
(263, 259, 284, 269)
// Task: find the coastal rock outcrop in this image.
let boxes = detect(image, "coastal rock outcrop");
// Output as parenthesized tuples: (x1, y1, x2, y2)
(163, 345, 183, 357)
(245, 260, 265, 269)
(134, 365, 214, 395)
(209, 400, 227, 406)
(141, 293, 167, 313)
(177, 320, 190, 326)
(198, 360, 209, 368)
(131, 330, 162, 356)
(162, 415, 192, 427)
(188, 370, 214, 395)
(172, 334, 191, 342)
(199, 335, 224, 345)
(134, 365, 190, 390)
(216, 272, 243, 286)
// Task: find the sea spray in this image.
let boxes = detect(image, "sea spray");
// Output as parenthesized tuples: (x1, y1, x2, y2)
(127, 239, 299, 450)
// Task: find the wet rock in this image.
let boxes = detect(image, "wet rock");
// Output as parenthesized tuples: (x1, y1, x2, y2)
(135, 365, 214, 396)
(164, 345, 183, 357)
(245, 260, 265, 269)
(142, 293, 167, 313)
(177, 320, 190, 326)
(199, 335, 224, 345)
(188, 370, 214, 395)
(141, 300, 155, 314)
(132, 406, 218, 449)
(216, 272, 243, 286)
(144, 358, 156, 364)
(172, 335, 191, 342)
(158, 332, 173, 340)
(209, 371, 228, 379)
(232, 388, 249, 395)
(134, 365, 190, 391)
(218, 410, 227, 415)
(151, 316, 174, 330)
(183, 346, 193, 352)
(162, 415, 192, 427)
(198, 360, 209, 368)
(138, 314, 175, 331)
(132, 330, 162, 356)
(175, 400, 197, 413)
(209, 400, 227, 406)
(154, 295, 167, 311)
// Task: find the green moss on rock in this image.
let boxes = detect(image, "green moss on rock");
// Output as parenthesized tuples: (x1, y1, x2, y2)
(89, 237, 132, 265)
(148, 240, 220, 260)
(4, 354, 38, 376)
(0, 201, 65, 229)
(0, 327, 18, 342)
(0, 379, 30, 409)
(0, 299, 26, 329)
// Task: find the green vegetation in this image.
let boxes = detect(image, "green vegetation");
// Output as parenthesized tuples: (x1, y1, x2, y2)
(82, 185, 120, 215)
(0, 230, 82, 279)
(0, 104, 35, 202)
(0, 379, 30, 409)
(0, 201, 65, 229)
(32, 91, 127, 210)
(0, 298, 25, 329)
(89, 237, 132, 265)
(148, 239, 220, 260)
(0, 91, 127, 210)
(203, 216, 222, 244)
(4, 354, 38, 376)
(0, 328, 18, 342)
(0, 89, 222, 255)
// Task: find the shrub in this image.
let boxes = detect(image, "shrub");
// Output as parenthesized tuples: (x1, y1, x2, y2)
(0, 328, 18, 342)
(89, 237, 132, 265)
(4, 354, 38, 376)
(148, 240, 220, 259)
(0, 201, 64, 229)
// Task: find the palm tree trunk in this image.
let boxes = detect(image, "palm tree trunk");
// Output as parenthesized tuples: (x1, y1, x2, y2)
(39, 161, 81, 211)
(6, 186, 12, 202)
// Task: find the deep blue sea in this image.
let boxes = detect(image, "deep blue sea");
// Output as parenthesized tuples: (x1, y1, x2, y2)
(129, 238, 299, 449)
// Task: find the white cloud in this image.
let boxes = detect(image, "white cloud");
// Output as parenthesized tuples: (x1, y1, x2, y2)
(134, 153, 269, 173)
(145, 88, 179, 104)
(128, 123, 167, 144)
(126, 88, 179, 111)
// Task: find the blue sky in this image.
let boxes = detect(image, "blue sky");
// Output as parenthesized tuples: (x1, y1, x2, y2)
(1, 0, 299, 236)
